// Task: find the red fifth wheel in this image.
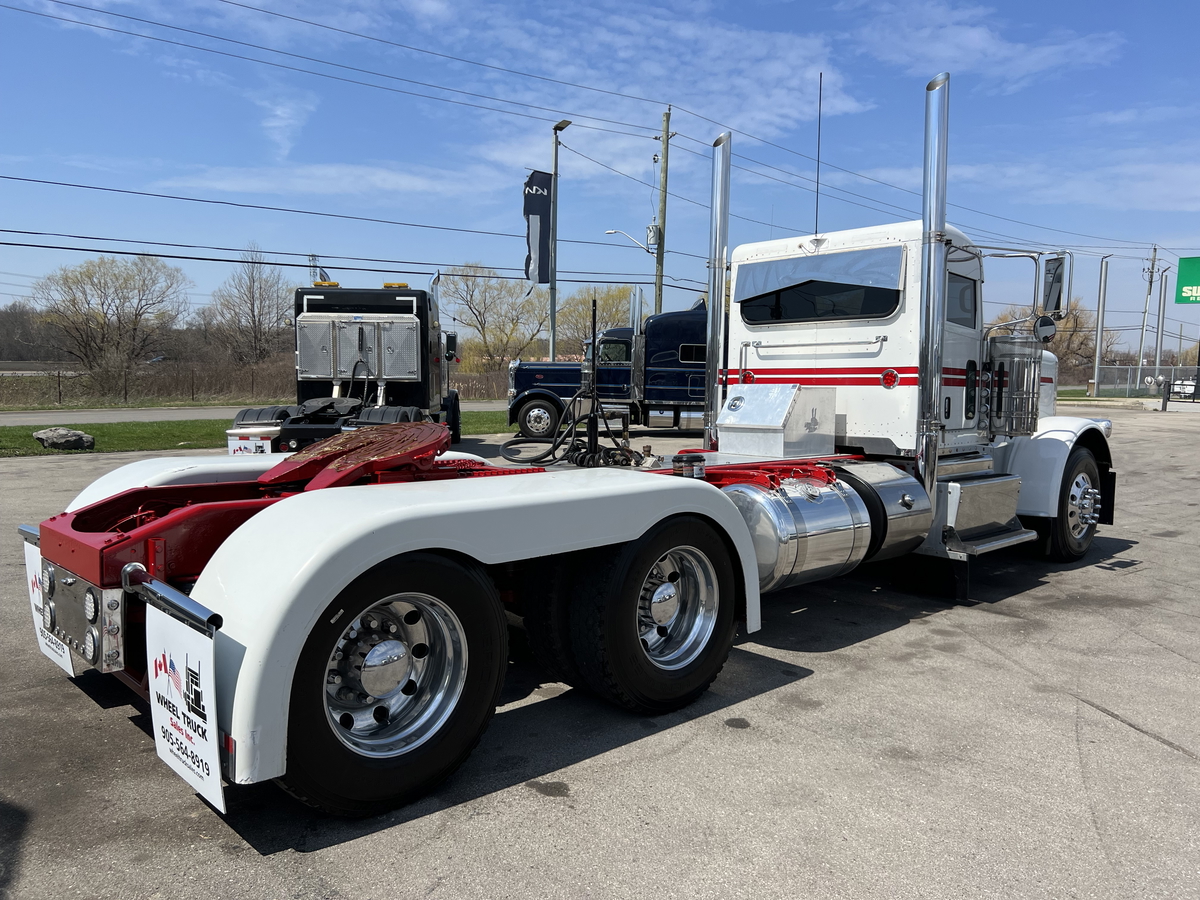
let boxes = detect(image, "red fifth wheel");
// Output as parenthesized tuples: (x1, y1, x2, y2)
(570, 517, 739, 714)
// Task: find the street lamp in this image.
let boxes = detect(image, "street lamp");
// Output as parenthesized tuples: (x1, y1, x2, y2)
(604, 229, 654, 254)
(549, 119, 570, 362)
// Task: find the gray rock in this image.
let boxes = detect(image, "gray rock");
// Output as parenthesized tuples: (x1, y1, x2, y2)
(32, 427, 95, 451)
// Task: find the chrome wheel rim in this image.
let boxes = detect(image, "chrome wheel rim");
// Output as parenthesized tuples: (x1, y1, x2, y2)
(1065, 473, 1099, 540)
(323, 593, 467, 758)
(636, 546, 719, 670)
(524, 406, 553, 436)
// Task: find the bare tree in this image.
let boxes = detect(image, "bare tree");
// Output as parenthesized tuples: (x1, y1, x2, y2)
(31, 256, 189, 378)
(555, 284, 636, 357)
(441, 265, 550, 372)
(207, 244, 297, 364)
(989, 297, 1118, 382)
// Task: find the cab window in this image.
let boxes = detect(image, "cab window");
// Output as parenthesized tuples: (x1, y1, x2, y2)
(599, 341, 630, 363)
(946, 273, 977, 328)
(740, 280, 900, 324)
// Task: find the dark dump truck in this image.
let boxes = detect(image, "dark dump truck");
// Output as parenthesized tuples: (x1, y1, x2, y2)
(226, 281, 461, 454)
(508, 301, 707, 438)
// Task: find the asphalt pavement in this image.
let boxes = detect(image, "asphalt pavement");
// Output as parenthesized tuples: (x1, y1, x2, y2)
(2, 407, 1199, 899)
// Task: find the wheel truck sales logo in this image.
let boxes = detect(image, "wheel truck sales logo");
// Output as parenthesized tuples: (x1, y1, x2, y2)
(153, 652, 207, 723)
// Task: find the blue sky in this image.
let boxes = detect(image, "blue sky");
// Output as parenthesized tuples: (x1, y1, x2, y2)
(2, 0, 1198, 352)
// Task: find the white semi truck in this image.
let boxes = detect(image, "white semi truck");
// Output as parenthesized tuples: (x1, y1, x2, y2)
(19, 74, 1114, 816)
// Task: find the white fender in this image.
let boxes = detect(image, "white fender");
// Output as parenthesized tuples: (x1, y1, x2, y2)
(65, 451, 491, 511)
(992, 416, 1112, 517)
(188, 467, 761, 784)
(66, 454, 291, 511)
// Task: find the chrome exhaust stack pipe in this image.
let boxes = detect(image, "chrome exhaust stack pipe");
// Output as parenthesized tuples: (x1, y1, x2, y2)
(918, 73, 950, 513)
(704, 132, 732, 449)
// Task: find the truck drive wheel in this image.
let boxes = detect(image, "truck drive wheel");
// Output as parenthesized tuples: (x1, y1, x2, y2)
(570, 517, 737, 714)
(279, 552, 507, 816)
(1046, 446, 1101, 562)
(517, 399, 559, 440)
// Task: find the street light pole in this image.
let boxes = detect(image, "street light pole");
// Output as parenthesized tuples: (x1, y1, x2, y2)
(1155, 266, 1172, 373)
(1092, 254, 1112, 396)
(1136, 245, 1158, 387)
(549, 119, 570, 361)
(653, 106, 671, 316)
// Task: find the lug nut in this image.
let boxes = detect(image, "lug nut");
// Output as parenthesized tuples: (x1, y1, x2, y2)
(328, 673, 342, 685)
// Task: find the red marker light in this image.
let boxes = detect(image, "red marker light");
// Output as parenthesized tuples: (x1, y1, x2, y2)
(741, 370, 756, 384)
(880, 369, 899, 389)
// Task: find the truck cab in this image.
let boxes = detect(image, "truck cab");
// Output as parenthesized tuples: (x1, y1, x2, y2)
(226, 280, 461, 453)
(508, 302, 708, 438)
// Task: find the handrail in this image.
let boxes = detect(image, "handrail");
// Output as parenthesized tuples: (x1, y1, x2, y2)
(749, 335, 888, 351)
(122, 562, 223, 636)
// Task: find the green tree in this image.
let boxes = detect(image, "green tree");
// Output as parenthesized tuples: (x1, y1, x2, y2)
(31, 256, 190, 380)
(441, 265, 550, 372)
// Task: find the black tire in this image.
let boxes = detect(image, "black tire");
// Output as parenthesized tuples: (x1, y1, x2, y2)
(233, 405, 295, 426)
(448, 390, 462, 444)
(520, 550, 602, 688)
(1047, 446, 1101, 562)
(517, 398, 560, 440)
(279, 552, 507, 816)
(570, 517, 738, 714)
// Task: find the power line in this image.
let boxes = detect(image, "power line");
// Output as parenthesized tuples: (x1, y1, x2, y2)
(35, 0, 661, 138)
(0, 240, 707, 293)
(560, 141, 809, 235)
(0, 226, 712, 286)
(213, 0, 672, 110)
(19, 1, 1176, 257)
(0, 3, 660, 141)
(0, 174, 673, 252)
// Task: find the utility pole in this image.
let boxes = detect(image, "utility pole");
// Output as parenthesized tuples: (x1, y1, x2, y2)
(1092, 254, 1112, 396)
(1155, 267, 1172, 372)
(653, 106, 672, 316)
(549, 119, 570, 361)
(1136, 245, 1158, 387)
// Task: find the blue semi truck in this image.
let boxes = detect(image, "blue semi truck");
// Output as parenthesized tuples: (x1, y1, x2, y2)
(507, 301, 708, 438)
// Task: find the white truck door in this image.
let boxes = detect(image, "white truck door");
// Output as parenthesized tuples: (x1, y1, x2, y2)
(941, 266, 983, 448)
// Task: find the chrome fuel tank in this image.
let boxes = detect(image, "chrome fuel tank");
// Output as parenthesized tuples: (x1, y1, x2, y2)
(722, 478, 871, 593)
(834, 461, 933, 561)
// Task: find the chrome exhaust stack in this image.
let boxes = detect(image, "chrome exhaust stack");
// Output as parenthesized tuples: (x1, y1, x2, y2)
(918, 73, 950, 514)
(704, 132, 732, 449)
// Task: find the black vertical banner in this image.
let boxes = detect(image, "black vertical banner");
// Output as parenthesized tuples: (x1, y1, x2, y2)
(524, 170, 552, 284)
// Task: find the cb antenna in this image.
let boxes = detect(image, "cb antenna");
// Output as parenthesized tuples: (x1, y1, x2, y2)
(814, 71, 823, 235)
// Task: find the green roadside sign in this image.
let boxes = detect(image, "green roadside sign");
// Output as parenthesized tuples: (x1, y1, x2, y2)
(1178, 256, 1200, 303)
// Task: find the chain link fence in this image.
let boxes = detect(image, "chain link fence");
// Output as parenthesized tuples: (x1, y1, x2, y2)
(1092, 365, 1200, 400)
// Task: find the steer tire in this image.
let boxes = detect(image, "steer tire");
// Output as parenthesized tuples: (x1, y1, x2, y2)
(517, 398, 560, 440)
(278, 552, 507, 817)
(1046, 446, 1101, 562)
(569, 517, 737, 715)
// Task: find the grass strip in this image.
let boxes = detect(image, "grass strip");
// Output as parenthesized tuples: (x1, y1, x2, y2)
(0, 411, 516, 457)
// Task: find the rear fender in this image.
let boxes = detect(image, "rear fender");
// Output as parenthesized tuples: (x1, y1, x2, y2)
(995, 417, 1113, 517)
(189, 467, 759, 784)
(65, 451, 491, 511)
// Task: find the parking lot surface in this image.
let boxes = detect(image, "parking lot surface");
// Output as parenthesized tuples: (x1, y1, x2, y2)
(2, 407, 1198, 899)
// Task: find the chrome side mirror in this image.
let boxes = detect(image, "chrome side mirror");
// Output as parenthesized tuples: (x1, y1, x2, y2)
(1033, 315, 1057, 344)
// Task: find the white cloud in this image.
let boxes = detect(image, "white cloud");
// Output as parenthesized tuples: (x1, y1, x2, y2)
(846, 152, 1200, 214)
(843, 0, 1123, 93)
(246, 88, 319, 159)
